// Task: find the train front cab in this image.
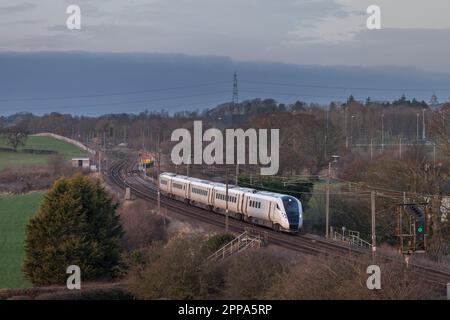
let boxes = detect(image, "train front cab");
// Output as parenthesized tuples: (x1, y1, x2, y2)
(281, 196, 303, 232)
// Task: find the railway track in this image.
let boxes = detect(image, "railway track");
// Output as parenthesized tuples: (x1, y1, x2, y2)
(108, 158, 450, 288)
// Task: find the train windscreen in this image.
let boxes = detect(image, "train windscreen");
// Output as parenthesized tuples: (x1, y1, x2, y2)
(281, 196, 300, 226)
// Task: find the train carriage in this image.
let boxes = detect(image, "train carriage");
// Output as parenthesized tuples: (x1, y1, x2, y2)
(243, 193, 277, 228)
(158, 172, 303, 232)
(258, 191, 303, 231)
(189, 179, 214, 206)
(212, 184, 243, 215)
(170, 175, 190, 199)
(159, 172, 175, 194)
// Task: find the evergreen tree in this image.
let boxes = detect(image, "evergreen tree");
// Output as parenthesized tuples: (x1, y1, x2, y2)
(23, 174, 123, 285)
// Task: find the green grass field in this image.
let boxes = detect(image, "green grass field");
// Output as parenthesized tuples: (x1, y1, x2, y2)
(0, 192, 44, 288)
(0, 136, 87, 171)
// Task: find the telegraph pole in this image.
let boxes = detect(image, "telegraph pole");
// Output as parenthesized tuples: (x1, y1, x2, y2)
(416, 113, 419, 144)
(370, 138, 373, 160)
(401, 192, 406, 253)
(98, 150, 102, 174)
(325, 107, 329, 159)
(325, 162, 331, 238)
(350, 115, 355, 146)
(381, 114, 384, 151)
(225, 166, 229, 233)
(232, 72, 239, 105)
(442, 111, 446, 135)
(433, 143, 436, 166)
(157, 132, 161, 213)
(232, 72, 239, 188)
(422, 109, 426, 141)
(371, 191, 377, 257)
(344, 108, 348, 149)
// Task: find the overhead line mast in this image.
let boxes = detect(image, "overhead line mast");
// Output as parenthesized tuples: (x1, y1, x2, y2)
(232, 72, 240, 186)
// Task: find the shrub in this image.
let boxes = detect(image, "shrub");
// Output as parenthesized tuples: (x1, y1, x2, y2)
(205, 233, 235, 253)
(128, 234, 221, 299)
(265, 255, 440, 300)
(119, 201, 167, 251)
(23, 174, 124, 285)
(223, 249, 285, 299)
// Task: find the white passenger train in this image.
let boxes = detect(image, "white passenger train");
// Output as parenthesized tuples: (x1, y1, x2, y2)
(159, 172, 303, 232)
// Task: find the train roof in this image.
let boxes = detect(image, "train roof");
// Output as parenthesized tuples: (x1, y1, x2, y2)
(190, 178, 215, 185)
(258, 190, 296, 199)
(159, 172, 299, 200)
(231, 186, 257, 193)
(160, 172, 176, 177)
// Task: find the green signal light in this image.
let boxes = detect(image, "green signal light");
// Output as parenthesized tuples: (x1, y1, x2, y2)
(417, 226, 424, 233)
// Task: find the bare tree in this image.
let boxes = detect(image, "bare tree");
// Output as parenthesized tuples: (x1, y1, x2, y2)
(1, 124, 28, 151)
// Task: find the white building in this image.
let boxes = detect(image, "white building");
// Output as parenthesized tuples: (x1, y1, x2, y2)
(71, 157, 90, 169)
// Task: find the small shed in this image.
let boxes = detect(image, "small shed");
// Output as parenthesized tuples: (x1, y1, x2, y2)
(72, 157, 90, 169)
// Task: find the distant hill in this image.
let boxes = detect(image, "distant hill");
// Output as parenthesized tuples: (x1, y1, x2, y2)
(0, 52, 449, 116)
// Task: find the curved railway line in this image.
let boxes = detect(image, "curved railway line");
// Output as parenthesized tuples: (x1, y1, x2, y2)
(107, 158, 450, 289)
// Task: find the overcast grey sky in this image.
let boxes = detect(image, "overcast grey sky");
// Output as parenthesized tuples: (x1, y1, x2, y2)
(1, 0, 450, 72)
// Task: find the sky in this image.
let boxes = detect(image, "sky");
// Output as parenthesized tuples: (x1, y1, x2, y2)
(1, 0, 450, 72)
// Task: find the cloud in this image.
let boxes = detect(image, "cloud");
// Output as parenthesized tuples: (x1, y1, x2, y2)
(0, 3, 36, 14)
(0, 0, 450, 72)
(286, 0, 450, 44)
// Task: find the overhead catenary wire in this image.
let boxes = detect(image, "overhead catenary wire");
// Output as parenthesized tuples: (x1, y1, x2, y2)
(240, 80, 450, 93)
(0, 91, 232, 113)
(1, 77, 445, 115)
(0, 80, 230, 102)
